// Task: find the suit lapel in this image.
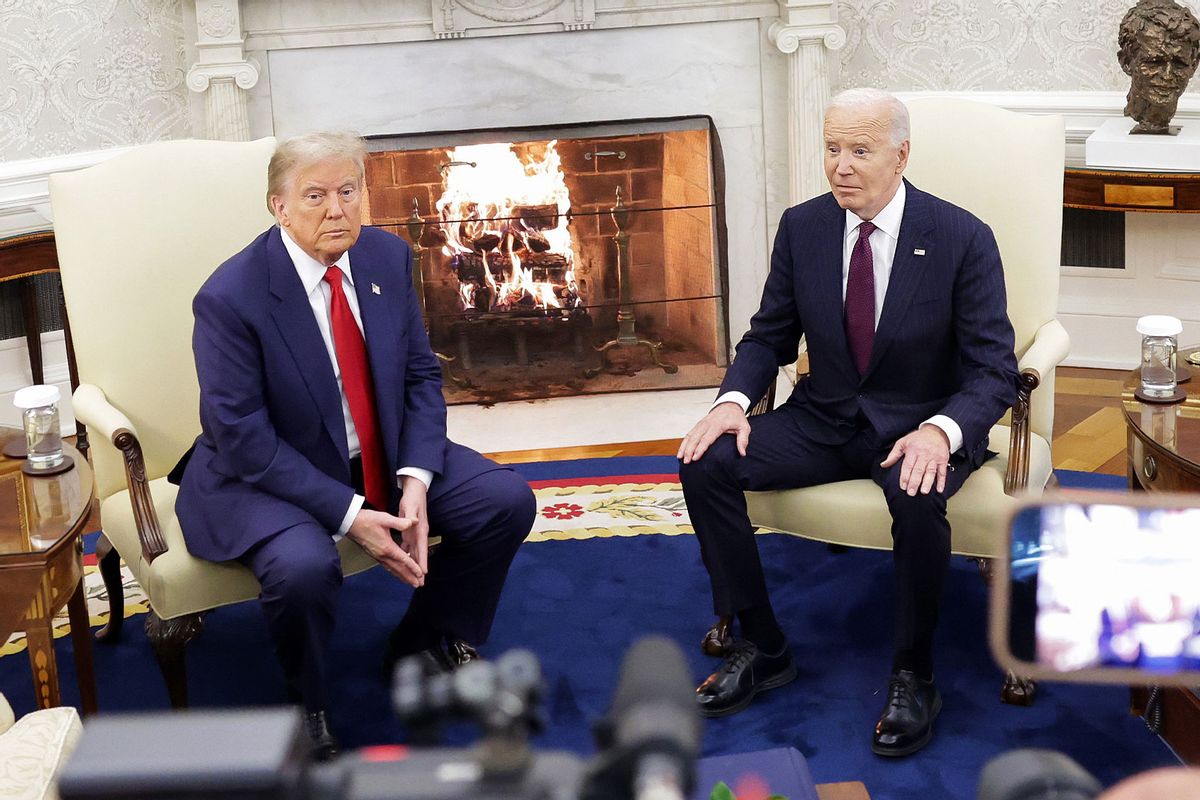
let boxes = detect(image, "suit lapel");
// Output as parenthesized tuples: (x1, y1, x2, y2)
(266, 228, 348, 459)
(349, 243, 402, 473)
(864, 181, 935, 379)
(812, 197, 855, 374)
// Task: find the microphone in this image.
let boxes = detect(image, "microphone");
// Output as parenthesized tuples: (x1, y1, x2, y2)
(583, 636, 702, 800)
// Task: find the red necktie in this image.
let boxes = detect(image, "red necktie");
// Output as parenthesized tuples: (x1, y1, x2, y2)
(323, 266, 389, 510)
(844, 220, 877, 375)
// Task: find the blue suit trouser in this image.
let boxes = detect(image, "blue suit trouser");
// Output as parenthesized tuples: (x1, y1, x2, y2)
(239, 449, 535, 711)
(678, 401, 974, 675)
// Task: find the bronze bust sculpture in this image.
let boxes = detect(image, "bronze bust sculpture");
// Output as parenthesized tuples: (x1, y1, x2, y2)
(1118, 0, 1200, 134)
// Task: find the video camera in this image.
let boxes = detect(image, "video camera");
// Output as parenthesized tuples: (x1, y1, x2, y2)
(979, 492, 1200, 800)
(56, 636, 701, 800)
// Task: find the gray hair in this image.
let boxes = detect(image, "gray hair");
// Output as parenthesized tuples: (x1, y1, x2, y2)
(825, 88, 910, 148)
(267, 131, 367, 214)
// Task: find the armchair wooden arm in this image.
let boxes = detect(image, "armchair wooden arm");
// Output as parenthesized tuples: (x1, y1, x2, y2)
(72, 383, 168, 564)
(1004, 368, 1040, 495)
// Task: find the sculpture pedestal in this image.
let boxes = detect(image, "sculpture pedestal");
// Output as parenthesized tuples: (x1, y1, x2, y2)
(1086, 117, 1200, 170)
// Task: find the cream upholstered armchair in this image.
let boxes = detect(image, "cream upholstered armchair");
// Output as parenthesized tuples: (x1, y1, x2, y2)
(711, 98, 1070, 703)
(48, 139, 376, 707)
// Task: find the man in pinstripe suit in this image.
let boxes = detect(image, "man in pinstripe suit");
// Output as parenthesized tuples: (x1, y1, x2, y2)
(677, 88, 1020, 756)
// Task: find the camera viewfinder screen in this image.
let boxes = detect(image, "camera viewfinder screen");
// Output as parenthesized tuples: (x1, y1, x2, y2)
(1012, 502, 1200, 673)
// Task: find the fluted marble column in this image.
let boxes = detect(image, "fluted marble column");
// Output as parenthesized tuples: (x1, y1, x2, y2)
(186, 0, 259, 141)
(769, 13, 846, 204)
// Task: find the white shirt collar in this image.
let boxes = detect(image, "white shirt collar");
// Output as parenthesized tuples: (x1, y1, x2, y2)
(279, 225, 353, 295)
(844, 180, 906, 241)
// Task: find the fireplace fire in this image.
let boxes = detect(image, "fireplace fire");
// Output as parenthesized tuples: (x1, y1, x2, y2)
(365, 118, 728, 405)
(431, 142, 582, 316)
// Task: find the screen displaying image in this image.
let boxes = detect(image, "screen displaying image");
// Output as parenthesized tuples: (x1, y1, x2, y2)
(1016, 502, 1200, 673)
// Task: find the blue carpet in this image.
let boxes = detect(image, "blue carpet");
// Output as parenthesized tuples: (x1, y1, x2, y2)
(0, 460, 1169, 800)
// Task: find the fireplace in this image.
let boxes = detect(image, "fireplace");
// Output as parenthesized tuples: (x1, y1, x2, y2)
(365, 118, 728, 404)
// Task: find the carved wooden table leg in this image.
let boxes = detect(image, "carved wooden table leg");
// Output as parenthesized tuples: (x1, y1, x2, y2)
(25, 622, 60, 709)
(93, 534, 125, 642)
(66, 577, 97, 714)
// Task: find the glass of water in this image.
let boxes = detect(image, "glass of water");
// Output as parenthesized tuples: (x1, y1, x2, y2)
(1136, 315, 1182, 400)
(13, 384, 64, 470)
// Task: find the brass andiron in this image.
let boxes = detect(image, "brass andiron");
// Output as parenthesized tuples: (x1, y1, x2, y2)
(406, 200, 472, 389)
(585, 187, 678, 378)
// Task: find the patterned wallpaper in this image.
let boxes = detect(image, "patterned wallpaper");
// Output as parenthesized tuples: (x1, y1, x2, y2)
(0, 0, 191, 162)
(837, 0, 1199, 92)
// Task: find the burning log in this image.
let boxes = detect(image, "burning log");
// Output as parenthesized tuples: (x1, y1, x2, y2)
(452, 251, 570, 284)
(514, 204, 559, 230)
(525, 231, 551, 253)
(471, 232, 502, 253)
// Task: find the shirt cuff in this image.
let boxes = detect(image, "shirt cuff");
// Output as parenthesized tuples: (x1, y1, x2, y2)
(397, 467, 434, 491)
(712, 391, 752, 413)
(336, 493, 366, 540)
(922, 415, 963, 454)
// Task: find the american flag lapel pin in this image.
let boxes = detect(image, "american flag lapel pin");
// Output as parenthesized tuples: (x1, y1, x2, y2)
(914, 248, 926, 256)
(371, 283, 381, 295)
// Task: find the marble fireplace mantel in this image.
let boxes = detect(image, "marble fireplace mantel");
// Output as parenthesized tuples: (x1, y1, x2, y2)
(180, 0, 843, 344)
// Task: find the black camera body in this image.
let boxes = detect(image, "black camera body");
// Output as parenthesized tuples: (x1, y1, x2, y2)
(57, 637, 699, 800)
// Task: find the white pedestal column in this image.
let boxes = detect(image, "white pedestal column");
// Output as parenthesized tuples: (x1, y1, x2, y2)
(770, 6, 845, 204)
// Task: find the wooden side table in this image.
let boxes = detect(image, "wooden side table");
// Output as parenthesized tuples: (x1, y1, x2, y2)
(0, 231, 87, 458)
(0, 428, 96, 713)
(1066, 167, 1200, 213)
(1123, 346, 1200, 763)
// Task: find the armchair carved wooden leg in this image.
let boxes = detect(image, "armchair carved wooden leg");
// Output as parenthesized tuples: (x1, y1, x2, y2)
(702, 615, 734, 656)
(93, 534, 124, 643)
(973, 558, 1036, 706)
(145, 610, 204, 708)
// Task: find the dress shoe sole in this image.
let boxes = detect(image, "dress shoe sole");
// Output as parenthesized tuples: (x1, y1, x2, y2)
(698, 660, 799, 718)
(871, 692, 943, 758)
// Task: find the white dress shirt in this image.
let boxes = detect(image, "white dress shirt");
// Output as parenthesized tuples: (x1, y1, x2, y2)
(713, 182, 964, 453)
(280, 228, 433, 535)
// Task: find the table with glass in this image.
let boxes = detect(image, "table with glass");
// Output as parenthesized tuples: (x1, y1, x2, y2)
(0, 427, 96, 713)
(1123, 344, 1200, 763)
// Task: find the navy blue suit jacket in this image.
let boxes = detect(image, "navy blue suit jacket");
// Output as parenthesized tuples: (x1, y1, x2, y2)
(176, 225, 488, 562)
(721, 180, 1020, 467)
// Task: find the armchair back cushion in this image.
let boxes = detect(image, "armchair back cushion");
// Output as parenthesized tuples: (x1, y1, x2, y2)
(902, 97, 1064, 440)
(49, 139, 278, 501)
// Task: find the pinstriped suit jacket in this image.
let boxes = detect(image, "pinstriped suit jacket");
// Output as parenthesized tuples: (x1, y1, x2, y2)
(720, 179, 1020, 467)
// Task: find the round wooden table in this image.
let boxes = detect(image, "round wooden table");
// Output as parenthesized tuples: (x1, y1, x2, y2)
(0, 428, 96, 713)
(1122, 345, 1200, 764)
(1123, 345, 1200, 492)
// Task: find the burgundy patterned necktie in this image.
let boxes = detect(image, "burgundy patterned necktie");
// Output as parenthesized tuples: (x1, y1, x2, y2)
(845, 220, 877, 375)
(324, 266, 389, 511)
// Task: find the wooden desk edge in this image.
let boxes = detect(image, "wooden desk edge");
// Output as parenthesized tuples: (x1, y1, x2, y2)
(816, 781, 871, 800)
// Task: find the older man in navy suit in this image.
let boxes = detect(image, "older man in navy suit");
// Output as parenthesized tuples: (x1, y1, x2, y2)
(677, 89, 1019, 756)
(175, 132, 535, 759)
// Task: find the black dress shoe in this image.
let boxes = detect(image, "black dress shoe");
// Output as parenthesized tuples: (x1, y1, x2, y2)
(304, 710, 339, 762)
(695, 640, 797, 718)
(872, 670, 942, 757)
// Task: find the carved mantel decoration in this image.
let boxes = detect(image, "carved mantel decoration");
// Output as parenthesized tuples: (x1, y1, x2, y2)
(433, 0, 596, 38)
(187, 0, 259, 141)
